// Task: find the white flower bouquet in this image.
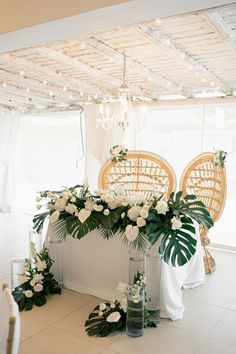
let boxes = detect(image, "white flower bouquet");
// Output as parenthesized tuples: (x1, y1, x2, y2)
(110, 145, 128, 162)
(33, 185, 213, 267)
(12, 248, 61, 311)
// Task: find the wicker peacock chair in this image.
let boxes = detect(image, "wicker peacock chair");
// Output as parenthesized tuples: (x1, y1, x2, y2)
(180, 152, 227, 273)
(98, 150, 176, 200)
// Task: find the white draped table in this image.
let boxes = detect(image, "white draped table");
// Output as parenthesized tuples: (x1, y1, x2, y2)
(48, 226, 205, 321)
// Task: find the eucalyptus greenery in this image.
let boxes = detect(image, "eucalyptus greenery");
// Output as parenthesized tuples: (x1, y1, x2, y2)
(12, 248, 61, 311)
(214, 150, 227, 167)
(33, 185, 213, 267)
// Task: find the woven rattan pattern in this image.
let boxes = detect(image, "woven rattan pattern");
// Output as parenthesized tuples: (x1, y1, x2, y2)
(98, 151, 176, 200)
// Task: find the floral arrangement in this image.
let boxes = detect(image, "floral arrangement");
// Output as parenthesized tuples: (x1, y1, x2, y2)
(110, 145, 128, 162)
(85, 272, 156, 337)
(33, 184, 213, 267)
(12, 247, 61, 311)
(214, 150, 227, 167)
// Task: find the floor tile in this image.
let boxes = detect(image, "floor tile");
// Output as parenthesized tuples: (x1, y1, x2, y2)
(22, 288, 92, 325)
(162, 299, 225, 336)
(19, 327, 104, 354)
(108, 324, 205, 354)
(20, 316, 48, 342)
(205, 264, 236, 287)
(195, 338, 236, 354)
(54, 301, 120, 348)
(182, 282, 236, 309)
(209, 310, 236, 347)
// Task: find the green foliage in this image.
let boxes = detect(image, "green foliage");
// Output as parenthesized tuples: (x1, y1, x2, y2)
(12, 248, 61, 311)
(146, 192, 213, 266)
(33, 185, 213, 267)
(85, 302, 126, 337)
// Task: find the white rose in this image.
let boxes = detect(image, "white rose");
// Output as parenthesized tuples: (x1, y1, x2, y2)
(33, 273, 44, 283)
(34, 283, 43, 292)
(84, 200, 95, 211)
(18, 275, 28, 285)
(155, 200, 169, 215)
(62, 191, 70, 199)
(140, 209, 148, 219)
(127, 206, 141, 221)
(119, 298, 127, 312)
(30, 279, 36, 287)
(136, 217, 146, 227)
(93, 204, 104, 212)
(70, 196, 76, 203)
(112, 146, 122, 156)
(121, 212, 126, 219)
(98, 311, 103, 317)
(125, 225, 139, 241)
(171, 216, 183, 230)
(65, 203, 77, 214)
(121, 201, 128, 207)
(106, 311, 121, 323)
(102, 192, 114, 204)
(110, 303, 115, 309)
(116, 282, 129, 293)
(36, 260, 47, 271)
(50, 210, 60, 223)
(24, 290, 33, 298)
(36, 194, 41, 203)
(103, 209, 110, 216)
(99, 303, 106, 311)
(36, 203, 41, 210)
(55, 197, 67, 211)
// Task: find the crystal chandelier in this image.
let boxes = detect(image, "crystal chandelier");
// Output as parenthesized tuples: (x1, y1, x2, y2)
(97, 54, 131, 130)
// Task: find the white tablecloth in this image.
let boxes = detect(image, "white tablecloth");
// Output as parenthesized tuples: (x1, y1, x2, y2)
(48, 226, 205, 321)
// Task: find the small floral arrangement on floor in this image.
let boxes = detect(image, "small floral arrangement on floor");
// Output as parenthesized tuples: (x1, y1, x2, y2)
(214, 150, 227, 167)
(110, 145, 128, 162)
(12, 247, 61, 311)
(85, 272, 156, 337)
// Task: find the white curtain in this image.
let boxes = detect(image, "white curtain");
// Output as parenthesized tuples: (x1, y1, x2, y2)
(0, 114, 20, 212)
(84, 105, 124, 190)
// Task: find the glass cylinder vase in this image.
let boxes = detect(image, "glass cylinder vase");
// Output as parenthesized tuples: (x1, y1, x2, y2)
(145, 243, 161, 325)
(126, 288, 144, 337)
(11, 254, 26, 290)
(128, 249, 145, 284)
(48, 233, 63, 287)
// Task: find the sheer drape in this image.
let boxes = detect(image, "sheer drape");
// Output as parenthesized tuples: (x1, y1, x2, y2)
(84, 105, 124, 190)
(0, 115, 20, 212)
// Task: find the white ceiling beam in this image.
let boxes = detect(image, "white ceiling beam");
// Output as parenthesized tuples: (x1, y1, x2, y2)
(135, 25, 232, 95)
(0, 53, 110, 96)
(202, 12, 236, 51)
(28, 46, 149, 97)
(0, 84, 67, 105)
(84, 36, 190, 97)
(0, 70, 80, 104)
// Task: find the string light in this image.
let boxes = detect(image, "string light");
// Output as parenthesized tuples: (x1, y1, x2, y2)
(69, 93, 73, 99)
(26, 87, 30, 92)
(20, 70, 24, 76)
(201, 78, 206, 83)
(195, 73, 200, 78)
(80, 43, 86, 49)
(2, 82, 6, 88)
(49, 91, 53, 97)
(155, 18, 162, 25)
(43, 80, 47, 85)
(80, 91, 84, 97)
(63, 86, 67, 92)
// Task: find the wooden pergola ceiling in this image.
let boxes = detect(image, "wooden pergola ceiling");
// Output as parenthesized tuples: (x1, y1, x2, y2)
(0, 4, 236, 114)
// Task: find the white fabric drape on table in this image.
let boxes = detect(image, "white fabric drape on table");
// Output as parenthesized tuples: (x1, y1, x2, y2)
(84, 105, 124, 190)
(0, 115, 20, 212)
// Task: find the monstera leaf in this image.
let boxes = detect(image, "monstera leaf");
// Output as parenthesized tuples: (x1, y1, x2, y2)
(146, 192, 213, 267)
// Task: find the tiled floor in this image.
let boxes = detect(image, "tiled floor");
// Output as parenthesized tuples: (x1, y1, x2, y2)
(19, 249, 236, 354)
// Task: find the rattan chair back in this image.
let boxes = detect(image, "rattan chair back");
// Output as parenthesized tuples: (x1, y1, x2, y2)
(180, 152, 227, 222)
(98, 150, 176, 200)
